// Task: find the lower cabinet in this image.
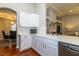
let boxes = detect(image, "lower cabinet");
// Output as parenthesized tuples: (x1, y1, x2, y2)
(32, 36, 38, 51)
(37, 39, 45, 56)
(45, 43, 58, 56)
(19, 35, 58, 56)
(32, 36, 58, 56)
(20, 35, 32, 51)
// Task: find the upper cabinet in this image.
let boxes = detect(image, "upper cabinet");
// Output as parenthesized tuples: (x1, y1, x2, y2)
(19, 11, 39, 27)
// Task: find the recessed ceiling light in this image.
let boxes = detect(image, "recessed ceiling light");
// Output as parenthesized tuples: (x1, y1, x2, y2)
(10, 21, 14, 25)
(70, 10, 72, 13)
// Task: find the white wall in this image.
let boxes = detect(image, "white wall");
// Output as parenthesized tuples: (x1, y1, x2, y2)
(0, 3, 36, 13)
(62, 14, 79, 35)
(35, 3, 46, 35)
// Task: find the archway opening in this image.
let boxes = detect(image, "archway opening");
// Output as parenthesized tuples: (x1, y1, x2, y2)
(0, 7, 17, 50)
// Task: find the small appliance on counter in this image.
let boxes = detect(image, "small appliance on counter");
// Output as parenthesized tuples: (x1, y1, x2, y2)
(30, 28, 37, 34)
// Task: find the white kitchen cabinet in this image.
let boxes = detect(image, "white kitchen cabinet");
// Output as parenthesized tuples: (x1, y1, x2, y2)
(19, 11, 39, 27)
(32, 36, 38, 51)
(32, 36, 45, 55)
(37, 39, 45, 56)
(20, 35, 32, 51)
(45, 41, 58, 56)
(32, 36, 58, 56)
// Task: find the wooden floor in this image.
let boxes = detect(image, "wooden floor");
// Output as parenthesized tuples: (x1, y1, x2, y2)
(18, 49, 40, 56)
(0, 45, 40, 56)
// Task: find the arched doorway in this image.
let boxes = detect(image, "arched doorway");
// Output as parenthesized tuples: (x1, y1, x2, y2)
(0, 7, 17, 55)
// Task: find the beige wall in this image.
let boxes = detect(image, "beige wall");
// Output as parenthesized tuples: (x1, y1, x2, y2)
(0, 18, 11, 34)
(62, 14, 79, 35)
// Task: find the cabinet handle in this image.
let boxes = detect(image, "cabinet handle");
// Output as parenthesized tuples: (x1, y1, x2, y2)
(45, 45, 46, 48)
(64, 45, 79, 53)
(42, 44, 46, 48)
(43, 44, 44, 48)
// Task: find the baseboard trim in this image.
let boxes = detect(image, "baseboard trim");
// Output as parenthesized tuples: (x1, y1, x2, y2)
(20, 48, 32, 53)
(32, 48, 41, 56)
(19, 48, 41, 56)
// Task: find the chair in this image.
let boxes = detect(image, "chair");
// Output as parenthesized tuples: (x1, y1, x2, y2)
(10, 31, 16, 39)
(2, 31, 9, 39)
(9, 31, 16, 43)
(1, 31, 16, 46)
(1, 31, 12, 48)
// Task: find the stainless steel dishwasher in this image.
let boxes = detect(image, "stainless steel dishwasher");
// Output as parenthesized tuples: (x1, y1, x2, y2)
(59, 42, 79, 56)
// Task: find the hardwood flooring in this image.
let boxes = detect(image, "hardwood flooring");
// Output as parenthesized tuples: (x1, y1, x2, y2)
(18, 48, 40, 56)
(0, 45, 17, 56)
(0, 45, 40, 56)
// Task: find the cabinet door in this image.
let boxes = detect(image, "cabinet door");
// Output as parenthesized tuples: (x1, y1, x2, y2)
(45, 44, 58, 56)
(19, 11, 39, 27)
(32, 36, 40, 52)
(37, 38, 45, 56)
(32, 36, 45, 56)
(20, 36, 31, 51)
(39, 41, 45, 56)
(30, 14, 39, 27)
(32, 36, 38, 51)
(20, 12, 31, 27)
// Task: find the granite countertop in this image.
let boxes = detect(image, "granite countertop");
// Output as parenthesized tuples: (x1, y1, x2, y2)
(18, 33, 79, 46)
(36, 34, 79, 46)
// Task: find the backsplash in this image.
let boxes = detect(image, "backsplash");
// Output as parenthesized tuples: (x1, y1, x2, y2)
(18, 27, 37, 35)
(18, 27, 31, 34)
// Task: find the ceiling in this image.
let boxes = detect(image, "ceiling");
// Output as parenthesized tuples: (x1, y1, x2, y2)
(47, 3, 79, 16)
(0, 8, 16, 21)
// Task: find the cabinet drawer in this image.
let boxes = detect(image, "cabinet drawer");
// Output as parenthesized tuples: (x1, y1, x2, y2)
(21, 36, 30, 38)
(46, 45, 58, 56)
(45, 39, 58, 46)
